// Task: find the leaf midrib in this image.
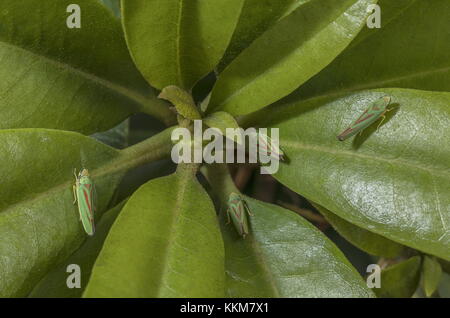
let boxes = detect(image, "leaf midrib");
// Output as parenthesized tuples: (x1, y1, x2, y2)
(307, 65, 450, 103)
(282, 139, 450, 177)
(214, 0, 365, 110)
(0, 156, 119, 216)
(0, 40, 153, 110)
(247, 227, 281, 297)
(233, 199, 372, 297)
(155, 173, 190, 297)
(175, 0, 184, 88)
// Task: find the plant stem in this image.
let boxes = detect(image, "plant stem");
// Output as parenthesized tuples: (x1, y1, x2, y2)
(202, 164, 238, 205)
(94, 126, 176, 178)
(176, 162, 201, 176)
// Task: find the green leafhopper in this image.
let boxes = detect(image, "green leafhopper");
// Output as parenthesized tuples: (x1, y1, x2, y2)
(248, 130, 285, 161)
(226, 192, 253, 238)
(258, 132, 285, 161)
(73, 168, 96, 236)
(337, 96, 392, 141)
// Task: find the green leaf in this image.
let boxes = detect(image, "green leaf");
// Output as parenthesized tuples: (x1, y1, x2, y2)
(208, 0, 377, 116)
(375, 256, 422, 298)
(0, 0, 173, 133)
(222, 197, 373, 297)
(0, 127, 174, 297)
(202, 164, 373, 297)
(288, 0, 450, 101)
(312, 202, 405, 258)
(243, 88, 450, 261)
(203, 111, 242, 143)
(83, 169, 225, 297)
(0, 130, 121, 297)
(28, 200, 127, 298)
(121, 0, 244, 90)
(422, 256, 443, 297)
(158, 86, 201, 120)
(218, 0, 309, 71)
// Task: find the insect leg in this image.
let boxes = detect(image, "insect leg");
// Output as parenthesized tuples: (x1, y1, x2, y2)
(376, 115, 386, 131)
(386, 104, 398, 113)
(243, 201, 254, 216)
(72, 185, 77, 205)
(226, 208, 231, 224)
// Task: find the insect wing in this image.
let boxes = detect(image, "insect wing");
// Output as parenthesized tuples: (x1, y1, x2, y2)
(258, 133, 284, 161)
(228, 197, 249, 237)
(76, 181, 95, 236)
(337, 96, 390, 141)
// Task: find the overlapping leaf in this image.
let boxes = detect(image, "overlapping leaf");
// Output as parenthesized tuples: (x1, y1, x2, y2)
(202, 165, 373, 297)
(203, 111, 242, 144)
(218, 0, 309, 71)
(121, 0, 244, 90)
(28, 200, 127, 298)
(375, 256, 421, 298)
(221, 197, 374, 297)
(0, 127, 174, 297)
(285, 0, 450, 101)
(208, 0, 377, 115)
(422, 256, 443, 297)
(0, 0, 172, 134)
(83, 168, 225, 297)
(312, 203, 406, 258)
(0, 130, 121, 296)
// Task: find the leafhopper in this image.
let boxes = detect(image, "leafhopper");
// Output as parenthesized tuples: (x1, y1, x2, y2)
(257, 132, 285, 161)
(337, 96, 392, 141)
(226, 192, 253, 238)
(249, 131, 285, 161)
(73, 168, 96, 236)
